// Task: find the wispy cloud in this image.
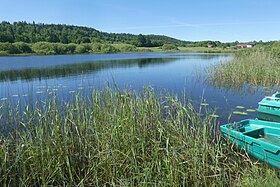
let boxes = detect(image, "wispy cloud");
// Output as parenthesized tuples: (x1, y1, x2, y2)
(196, 21, 280, 26)
(104, 21, 280, 31)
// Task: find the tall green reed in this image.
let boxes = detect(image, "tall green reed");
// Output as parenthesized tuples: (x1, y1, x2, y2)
(0, 87, 278, 186)
(208, 50, 280, 89)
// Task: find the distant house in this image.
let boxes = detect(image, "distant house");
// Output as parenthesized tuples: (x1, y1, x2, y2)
(207, 44, 215, 48)
(236, 43, 256, 48)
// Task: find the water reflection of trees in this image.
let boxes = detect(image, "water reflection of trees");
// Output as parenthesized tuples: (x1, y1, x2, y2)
(0, 58, 176, 81)
(172, 54, 231, 60)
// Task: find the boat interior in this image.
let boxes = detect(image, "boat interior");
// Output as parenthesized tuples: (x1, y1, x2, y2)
(226, 120, 280, 146)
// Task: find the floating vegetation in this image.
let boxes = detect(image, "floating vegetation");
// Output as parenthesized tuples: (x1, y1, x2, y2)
(200, 103, 209, 106)
(246, 109, 256, 112)
(69, 90, 76, 93)
(233, 111, 241, 115)
(36, 91, 43, 94)
(236, 106, 245, 109)
(52, 89, 58, 91)
(12, 94, 19, 97)
(78, 87, 84, 90)
(233, 111, 248, 115)
(22, 94, 28, 97)
(0, 97, 7, 101)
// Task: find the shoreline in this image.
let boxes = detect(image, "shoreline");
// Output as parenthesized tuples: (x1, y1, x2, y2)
(0, 47, 235, 57)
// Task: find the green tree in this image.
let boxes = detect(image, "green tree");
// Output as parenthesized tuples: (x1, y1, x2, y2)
(101, 44, 120, 53)
(14, 42, 32, 53)
(92, 43, 102, 53)
(0, 43, 19, 54)
(0, 32, 14, 42)
(47, 33, 60, 43)
(136, 34, 146, 47)
(75, 44, 92, 54)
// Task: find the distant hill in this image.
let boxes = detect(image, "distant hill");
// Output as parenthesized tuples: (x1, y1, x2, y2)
(1, 21, 264, 56)
(0, 21, 191, 47)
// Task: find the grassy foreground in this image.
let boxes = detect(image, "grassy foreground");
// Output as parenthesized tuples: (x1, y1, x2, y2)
(0, 88, 279, 186)
(207, 49, 280, 89)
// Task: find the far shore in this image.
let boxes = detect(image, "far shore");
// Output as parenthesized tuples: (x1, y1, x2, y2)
(0, 46, 236, 57)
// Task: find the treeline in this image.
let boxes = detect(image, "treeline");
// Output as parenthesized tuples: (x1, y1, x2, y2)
(0, 21, 253, 49)
(0, 21, 189, 47)
(0, 21, 276, 55)
(187, 40, 233, 48)
(0, 42, 145, 55)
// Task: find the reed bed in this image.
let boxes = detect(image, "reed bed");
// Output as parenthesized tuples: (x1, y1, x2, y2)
(0, 87, 279, 186)
(207, 50, 280, 89)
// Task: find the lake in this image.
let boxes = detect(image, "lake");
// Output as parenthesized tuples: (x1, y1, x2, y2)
(0, 52, 276, 124)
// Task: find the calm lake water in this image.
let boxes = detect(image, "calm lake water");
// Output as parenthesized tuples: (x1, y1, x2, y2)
(0, 52, 277, 123)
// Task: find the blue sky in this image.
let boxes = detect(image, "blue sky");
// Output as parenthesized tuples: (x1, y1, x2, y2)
(1, 0, 280, 42)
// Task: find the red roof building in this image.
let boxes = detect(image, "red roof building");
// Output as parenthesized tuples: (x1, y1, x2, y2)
(236, 43, 255, 48)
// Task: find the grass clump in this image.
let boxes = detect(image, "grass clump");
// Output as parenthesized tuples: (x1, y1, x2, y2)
(0, 87, 279, 186)
(207, 49, 280, 89)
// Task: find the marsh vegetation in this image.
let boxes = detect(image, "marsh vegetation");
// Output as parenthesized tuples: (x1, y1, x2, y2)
(0, 88, 279, 186)
(208, 44, 280, 89)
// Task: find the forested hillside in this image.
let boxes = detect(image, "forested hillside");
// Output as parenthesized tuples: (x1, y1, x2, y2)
(0, 21, 267, 55)
(0, 21, 190, 47)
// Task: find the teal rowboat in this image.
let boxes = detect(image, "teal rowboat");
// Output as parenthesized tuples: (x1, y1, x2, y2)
(258, 92, 280, 123)
(220, 119, 280, 169)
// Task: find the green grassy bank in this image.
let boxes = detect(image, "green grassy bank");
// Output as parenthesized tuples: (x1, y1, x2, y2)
(0, 41, 236, 56)
(0, 88, 279, 186)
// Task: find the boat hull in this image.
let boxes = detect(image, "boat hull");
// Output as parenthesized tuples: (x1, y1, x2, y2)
(257, 93, 280, 123)
(220, 119, 280, 169)
(258, 109, 280, 123)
